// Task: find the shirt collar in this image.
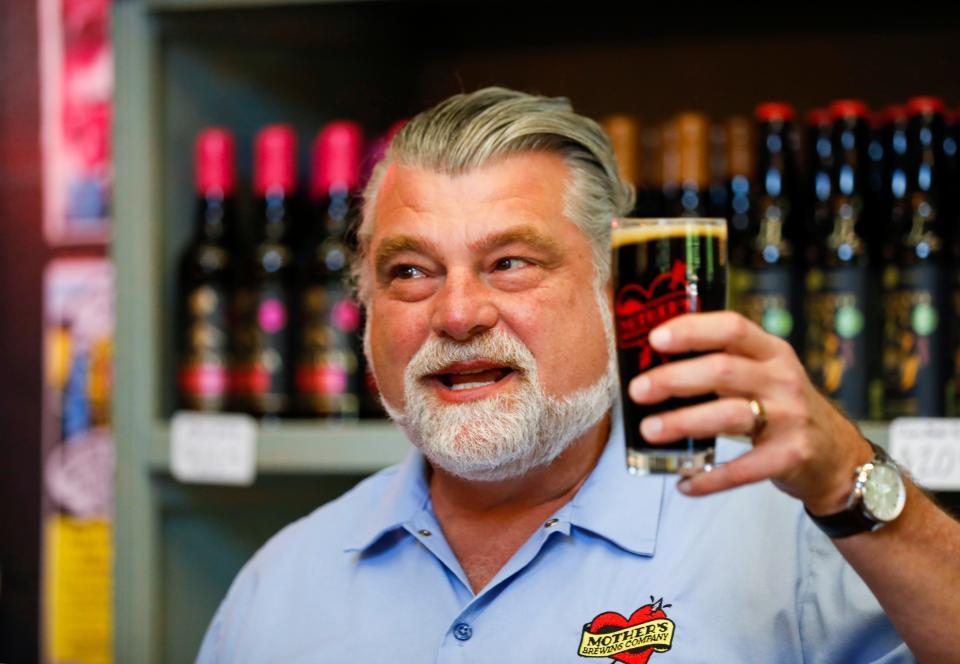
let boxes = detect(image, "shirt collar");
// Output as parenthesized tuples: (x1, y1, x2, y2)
(344, 402, 666, 556)
(566, 402, 665, 557)
(343, 447, 430, 553)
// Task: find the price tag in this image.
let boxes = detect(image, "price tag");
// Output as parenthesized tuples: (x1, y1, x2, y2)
(170, 412, 257, 486)
(889, 418, 960, 491)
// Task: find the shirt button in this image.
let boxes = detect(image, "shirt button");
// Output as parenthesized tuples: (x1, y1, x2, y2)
(418, 529, 432, 537)
(453, 622, 473, 641)
(544, 518, 559, 528)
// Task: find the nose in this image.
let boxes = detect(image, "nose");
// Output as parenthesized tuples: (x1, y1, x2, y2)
(430, 268, 499, 341)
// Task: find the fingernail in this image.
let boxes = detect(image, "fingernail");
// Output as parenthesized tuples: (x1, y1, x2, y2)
(631, 376, 651, 399)
(642, 416, 662, 435)
(650, 327, 671, 348)
(678, 480, 692, 494)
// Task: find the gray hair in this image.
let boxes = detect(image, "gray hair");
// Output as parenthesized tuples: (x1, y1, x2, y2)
(353, 86, 635, 301)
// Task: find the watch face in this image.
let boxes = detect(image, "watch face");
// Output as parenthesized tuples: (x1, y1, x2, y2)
(863, 462, 906, 522)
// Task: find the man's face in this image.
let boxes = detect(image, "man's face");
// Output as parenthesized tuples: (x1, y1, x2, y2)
(363, 151, 616, 480)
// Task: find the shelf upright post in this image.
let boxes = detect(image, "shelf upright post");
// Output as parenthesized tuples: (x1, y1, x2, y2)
(113, 0, 164, 661)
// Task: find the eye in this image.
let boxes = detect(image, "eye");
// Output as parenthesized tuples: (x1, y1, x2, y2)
(493, 257, 530, 271)
(390, 264, 426, 280)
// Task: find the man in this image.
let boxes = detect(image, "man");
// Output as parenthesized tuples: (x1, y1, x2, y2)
(198, 88, 959, 663)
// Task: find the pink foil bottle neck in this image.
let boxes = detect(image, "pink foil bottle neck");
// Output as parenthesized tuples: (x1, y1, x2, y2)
(195, 127, 236, 196)
(255, 124, 297, 196)
(311, 120, 363, 199)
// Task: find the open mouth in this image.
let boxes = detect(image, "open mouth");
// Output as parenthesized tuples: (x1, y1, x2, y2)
(428, 362, 517, 392)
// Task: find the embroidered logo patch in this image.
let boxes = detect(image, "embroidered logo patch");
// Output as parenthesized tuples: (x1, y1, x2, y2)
(577, 597, 675, 663)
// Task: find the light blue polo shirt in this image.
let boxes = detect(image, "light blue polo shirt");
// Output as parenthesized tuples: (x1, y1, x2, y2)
(197, 410, 912, 663)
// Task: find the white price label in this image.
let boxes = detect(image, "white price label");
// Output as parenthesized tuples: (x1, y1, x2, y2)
(170, 412, 257, 486)
(889, 418, 960, 491)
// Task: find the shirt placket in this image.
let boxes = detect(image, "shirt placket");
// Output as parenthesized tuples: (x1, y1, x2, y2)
(405, 504, 575, 663)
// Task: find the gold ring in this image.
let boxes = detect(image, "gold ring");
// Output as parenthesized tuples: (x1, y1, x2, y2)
(748, 398, 767, 439)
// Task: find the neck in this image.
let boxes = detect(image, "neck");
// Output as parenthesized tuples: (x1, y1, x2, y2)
(427, 411, 611, 518)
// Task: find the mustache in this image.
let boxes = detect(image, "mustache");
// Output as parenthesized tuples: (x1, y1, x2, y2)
(405, 328, 537, 378)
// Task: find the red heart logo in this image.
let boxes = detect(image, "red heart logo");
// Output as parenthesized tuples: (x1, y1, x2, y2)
(585, 600, 669, 664)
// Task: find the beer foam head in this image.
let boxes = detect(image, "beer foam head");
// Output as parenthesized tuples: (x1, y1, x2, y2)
(611, 218, 728, 248)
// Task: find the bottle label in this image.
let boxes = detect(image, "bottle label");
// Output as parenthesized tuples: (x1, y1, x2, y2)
(231, 284, 292, 415)
(178, 284, 230, 410)
(295, 286, 360, 415)
(730, 266, 799, 348)
(882, 264, 946, 416)
(804, 266, 875, 419)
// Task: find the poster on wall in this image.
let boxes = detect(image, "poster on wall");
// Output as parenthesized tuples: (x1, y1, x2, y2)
(41, 259, 114, 664)
(39, 0, 113, 245)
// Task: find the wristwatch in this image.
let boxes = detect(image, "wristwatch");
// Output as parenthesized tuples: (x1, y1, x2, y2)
(806, 440, 907, 539)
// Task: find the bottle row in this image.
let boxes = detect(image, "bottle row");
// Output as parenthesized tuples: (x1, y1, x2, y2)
(177, 121, 393, 418)
(602, 95, 960, 418)
(178, 94, 959, 420)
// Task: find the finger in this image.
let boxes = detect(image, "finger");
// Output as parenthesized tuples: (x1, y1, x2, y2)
(640, 397, 757, 443)
(629, 352, 763, 404)
(678, 444, 796, 496)
(649, 311, 785, 361)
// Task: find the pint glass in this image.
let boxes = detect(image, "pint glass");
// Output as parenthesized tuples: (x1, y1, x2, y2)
(612, 218, 728, 475)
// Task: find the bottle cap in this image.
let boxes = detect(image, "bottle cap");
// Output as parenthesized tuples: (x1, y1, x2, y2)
(311, 120, 363, 199)
(195, 128, 236, 196)
(829, 99, 869, 120)
(755, 102, 796, 123)
(255, 124, 297, 196)
(906, 96, 946, 117)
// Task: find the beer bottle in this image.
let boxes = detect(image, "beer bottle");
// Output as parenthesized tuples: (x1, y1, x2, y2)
(659, 118, 681, 217)
(671, 112, 710, 217)
(879, 106, 911, 266)
(882, 97, 950, 417)
(802, 108, 835, 269)
(731, 103, 801, 351)
(176, 128, 237, 412)
(707, 121, 729, 220)
(804, 100, 879, 419)
(949, 108, 960, 415)
(725, 115, 754, 259)
(639, 126, 664, 216)
(233, 124, 299, 417)
(295, 121, 364, 418)
(866, 111, 888, 259)
(602, 114, 644, 217)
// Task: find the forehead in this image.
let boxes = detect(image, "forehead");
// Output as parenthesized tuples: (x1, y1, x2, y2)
(368, 151, 580, 246)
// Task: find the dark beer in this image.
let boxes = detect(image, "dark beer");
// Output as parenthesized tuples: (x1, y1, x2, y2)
(612, 218, 728, 474)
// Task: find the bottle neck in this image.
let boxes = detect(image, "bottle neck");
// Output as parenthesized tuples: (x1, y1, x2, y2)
(318, 187, 352, 234)
(256, 191, 293, 242)
(195, 192, 231, 243)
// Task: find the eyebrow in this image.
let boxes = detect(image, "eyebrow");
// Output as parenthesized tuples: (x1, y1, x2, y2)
(374, 235, 443, 274)
(468, 226, 563, 260)
(373, 225, 565, 276)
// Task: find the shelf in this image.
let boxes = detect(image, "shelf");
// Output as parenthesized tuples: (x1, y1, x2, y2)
(149, 419, 410, 474)
(146, 418, 893, 477)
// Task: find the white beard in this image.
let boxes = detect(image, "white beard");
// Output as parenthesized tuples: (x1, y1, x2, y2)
(372, 283, 619, 482)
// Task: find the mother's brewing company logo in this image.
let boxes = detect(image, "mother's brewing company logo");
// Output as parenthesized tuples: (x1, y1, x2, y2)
(577, 597, 676, 663)
(616, 260, 691, 370)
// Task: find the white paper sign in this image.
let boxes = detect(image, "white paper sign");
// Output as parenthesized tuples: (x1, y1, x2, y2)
(889, 418, 960, 491)
(170, 412, 257, 485)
